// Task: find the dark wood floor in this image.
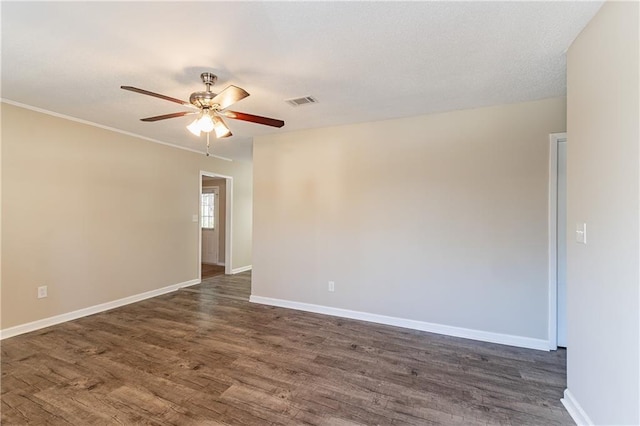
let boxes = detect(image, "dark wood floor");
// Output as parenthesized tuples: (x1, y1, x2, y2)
(1, 272, 572, 425)
(202, 263, 225, 279)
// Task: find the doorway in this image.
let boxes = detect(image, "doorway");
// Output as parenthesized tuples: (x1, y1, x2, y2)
(200, 172, 233, 279)
(548, 133, 567, 349)
(201, 185, 222, 278)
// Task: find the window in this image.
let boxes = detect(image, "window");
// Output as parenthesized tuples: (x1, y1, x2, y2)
(201, 192, 215, 229)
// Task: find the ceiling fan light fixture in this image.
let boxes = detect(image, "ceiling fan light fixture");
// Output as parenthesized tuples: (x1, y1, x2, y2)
(187, 118, 202, 137)
(187, 111, 217, 136)
(213, 116, 232, 138)
(198, 112, 215, 133)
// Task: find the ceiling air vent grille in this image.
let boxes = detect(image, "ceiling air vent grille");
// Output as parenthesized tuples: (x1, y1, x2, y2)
(285, 96, 318, 107)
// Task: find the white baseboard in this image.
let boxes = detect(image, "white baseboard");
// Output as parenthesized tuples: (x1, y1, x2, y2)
(249, 296, 550, 351)
(232, 265, 252, 274)
(0, 278, 200, 340)
(561, 389, 594, 425)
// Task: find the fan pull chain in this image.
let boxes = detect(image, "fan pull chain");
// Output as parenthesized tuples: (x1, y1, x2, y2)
(206, 132, 210, 157)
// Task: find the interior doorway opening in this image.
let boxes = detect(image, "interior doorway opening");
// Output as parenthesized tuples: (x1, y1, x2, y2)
(200, 172, 233, 279)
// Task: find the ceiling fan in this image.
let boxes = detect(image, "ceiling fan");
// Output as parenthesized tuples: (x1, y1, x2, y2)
(121, 72, 284, 146)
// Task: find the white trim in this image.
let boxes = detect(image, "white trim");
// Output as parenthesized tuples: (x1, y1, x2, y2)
(201, 186, 220, 261)
(1, 99, 232, 162)
(201, 262, 225, 266)
(199, 172, 234, 277)
(548, 132, 567, 350)
(561, 389, 594, 425)
(0, 279, 200, 340)
(226, 178, 234, 276)
(232, 265, 252, 274)
(250, 295, 549, 351)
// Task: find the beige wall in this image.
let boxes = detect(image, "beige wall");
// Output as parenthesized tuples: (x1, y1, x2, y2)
(253, 97, 566, 341)
(1, 103, 252, 329)
(566, 1, 639, 424)
(203, 177, 227, 263)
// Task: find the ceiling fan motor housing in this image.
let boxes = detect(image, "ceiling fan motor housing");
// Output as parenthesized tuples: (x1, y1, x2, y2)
(190, 91, 219, 109)
(189, 73, 220, 109)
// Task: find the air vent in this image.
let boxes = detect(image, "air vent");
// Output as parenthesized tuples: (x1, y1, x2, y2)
(285, 96, 318, 107)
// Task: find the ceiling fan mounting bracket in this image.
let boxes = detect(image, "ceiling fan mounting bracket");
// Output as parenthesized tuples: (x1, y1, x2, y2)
(200, 72, 217, 88)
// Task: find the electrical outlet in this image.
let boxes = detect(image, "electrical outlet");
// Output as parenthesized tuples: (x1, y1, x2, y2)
(37, 286, 48, 299)
(328, 281, 335, 292)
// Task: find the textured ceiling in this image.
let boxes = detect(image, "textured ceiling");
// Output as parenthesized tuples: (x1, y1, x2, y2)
(1, 1, 602, 161)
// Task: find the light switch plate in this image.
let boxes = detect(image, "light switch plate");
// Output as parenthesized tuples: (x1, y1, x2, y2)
(37, 286, 48, 299)
(576, 223, 587, 244)
(192, 214, 199, 223)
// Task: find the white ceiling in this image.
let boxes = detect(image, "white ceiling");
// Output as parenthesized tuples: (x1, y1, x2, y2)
(2, 1, 602, 161)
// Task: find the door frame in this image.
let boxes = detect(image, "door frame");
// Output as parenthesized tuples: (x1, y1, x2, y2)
(548, 132, 567, 350)
(199, 171, 233, 278)
(201, 185, 220, 265)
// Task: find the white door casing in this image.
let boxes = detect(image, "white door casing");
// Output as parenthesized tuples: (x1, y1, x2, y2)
(202, 187, 219, 264)
(557, 140, 567, 347)
(548, 133, 568, 350)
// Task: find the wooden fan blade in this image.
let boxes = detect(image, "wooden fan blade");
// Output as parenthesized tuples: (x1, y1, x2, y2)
(141, 111, 197, 122)
(211, 85, 249, 110)
(121, 86, 193, 107)
(222, 110, 285, 128)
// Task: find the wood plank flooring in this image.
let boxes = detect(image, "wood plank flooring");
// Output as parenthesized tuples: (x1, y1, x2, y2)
(202, 264, 225, 279)
(1, 272, 572, 425)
